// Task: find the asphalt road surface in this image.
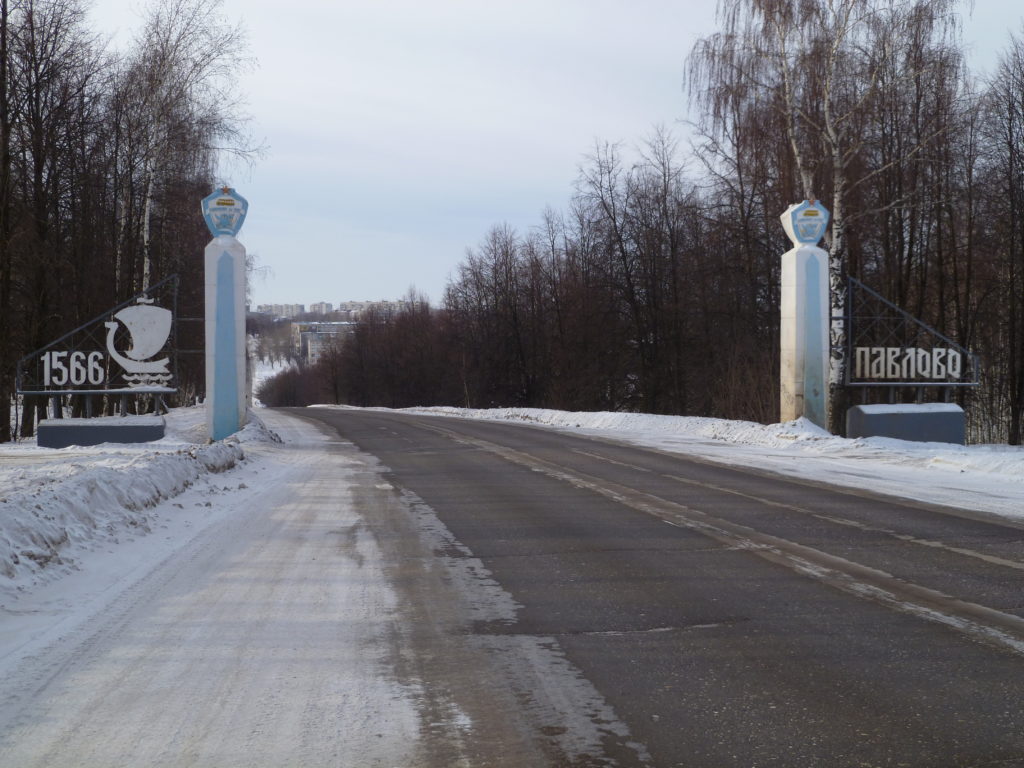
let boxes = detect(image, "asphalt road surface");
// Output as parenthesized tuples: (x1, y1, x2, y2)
(295, 407, 1024, 768)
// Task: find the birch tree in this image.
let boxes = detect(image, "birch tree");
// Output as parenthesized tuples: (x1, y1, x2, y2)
(688, 0, 960, 433)
(118, 0, 252, 292)
(985, 32, 1024, 442)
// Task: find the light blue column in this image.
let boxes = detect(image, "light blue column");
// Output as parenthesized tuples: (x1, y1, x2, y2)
(803, 255, 827, 429)
(202, 188, 249, 442)
(211, 252, 240, 440)
(779, 200, 831, 429)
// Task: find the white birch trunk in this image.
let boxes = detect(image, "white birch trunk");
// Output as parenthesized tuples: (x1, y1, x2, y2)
(114, 190, 126, 294)
(828, 156, 848, 435)
(141, 158, 155, 292)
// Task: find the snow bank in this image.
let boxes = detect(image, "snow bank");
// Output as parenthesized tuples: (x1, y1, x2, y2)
(0, 407, 272, 587)
(406, 406, 834, 449)
(400, 405, 1023, 476)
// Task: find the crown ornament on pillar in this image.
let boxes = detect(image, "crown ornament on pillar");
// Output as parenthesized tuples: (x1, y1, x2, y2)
(201, 187, 248, 237)
(780, 199, 829, 247)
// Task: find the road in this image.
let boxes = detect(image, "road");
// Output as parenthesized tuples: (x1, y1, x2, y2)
(294, 407, 1024, 768)
(3, 406, 1023, 767)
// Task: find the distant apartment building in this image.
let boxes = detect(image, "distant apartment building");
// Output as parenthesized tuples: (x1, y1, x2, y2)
(255, 303, 306, 319)
(291, 321, 356, 364)
(256, 298, 426, 362)
(334, 299, 423, 321)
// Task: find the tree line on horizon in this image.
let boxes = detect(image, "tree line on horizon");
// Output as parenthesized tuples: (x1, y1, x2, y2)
(0, 0, 252, 442)
(262, 0, 1024, 445)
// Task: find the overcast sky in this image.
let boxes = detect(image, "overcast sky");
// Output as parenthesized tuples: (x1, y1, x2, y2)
(88, 0, 1022, 308)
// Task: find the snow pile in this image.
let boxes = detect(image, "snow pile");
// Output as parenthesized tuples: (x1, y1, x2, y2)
(0, 407, 273, 588)
(398, 406, 1024, 519)
(237, 409, 283, 444)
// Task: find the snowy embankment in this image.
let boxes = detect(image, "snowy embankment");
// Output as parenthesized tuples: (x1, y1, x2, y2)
(392, 406, 1024, 521)
(0, 408, 278, 590)
(0, 351, 289, 592)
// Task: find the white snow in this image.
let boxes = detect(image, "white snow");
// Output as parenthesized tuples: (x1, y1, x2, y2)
(386, 406, 1024, 520)
(250, 355, 295, 406)
(0, 407, 262, 590)
(0, 408, 428, 767)
(0, 408, 284, 681)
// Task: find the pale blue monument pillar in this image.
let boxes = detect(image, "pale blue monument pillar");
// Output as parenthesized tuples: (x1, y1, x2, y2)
(202, 188, 249, 441)
(780, 200, 830, 429)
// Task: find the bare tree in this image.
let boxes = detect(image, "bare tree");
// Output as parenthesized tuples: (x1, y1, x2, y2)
(0, 0, 12, 441)
(0, 0, 254, 441)
(689, 0, 961, 432)
(115, 0, 254, 292)
(984, 31, 1024, 442)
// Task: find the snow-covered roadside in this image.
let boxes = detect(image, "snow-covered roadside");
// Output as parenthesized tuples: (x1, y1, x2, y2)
(0, 408, 288, 676)
(0, 404, 650, 765)
(0, 407, 279, 591)
(375, 406, 1024, 521)
(0, 409, 428, 767)
(0, 349, 291, 591)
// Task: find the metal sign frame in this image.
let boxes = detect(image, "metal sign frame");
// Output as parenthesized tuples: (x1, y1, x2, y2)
(844, 276, 979, 388)
(16, 275, 180, 398)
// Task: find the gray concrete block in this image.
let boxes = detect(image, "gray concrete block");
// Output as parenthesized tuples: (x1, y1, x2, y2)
(37, 416, 166, 448)
(846, 404, 965, 445)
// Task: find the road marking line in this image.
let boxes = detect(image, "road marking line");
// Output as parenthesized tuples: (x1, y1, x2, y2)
(661, 471, 1024, 571)
(572, 449, 653, 472)
(420, 421, 1024, 657)
(575, 445, 1024, 573)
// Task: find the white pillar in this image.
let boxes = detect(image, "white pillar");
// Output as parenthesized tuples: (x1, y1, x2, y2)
(201, 188, 249, 441)
(780, 201, 830, 429)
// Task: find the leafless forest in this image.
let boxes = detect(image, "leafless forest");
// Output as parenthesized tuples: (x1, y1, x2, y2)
(265, 0, 1024, 444)
(1, 1, 1022, 444)
(0, 0, 252, 441)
